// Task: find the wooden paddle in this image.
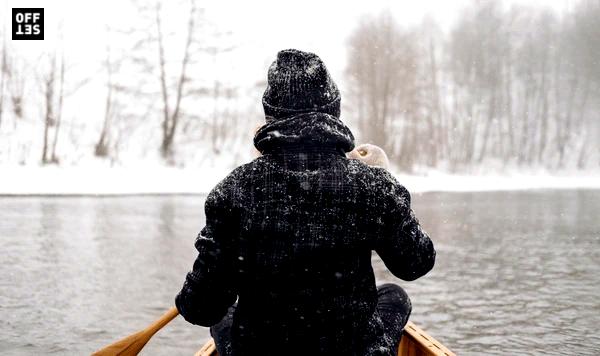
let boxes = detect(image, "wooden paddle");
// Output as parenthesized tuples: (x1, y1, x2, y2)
(92, 307, 179, 356)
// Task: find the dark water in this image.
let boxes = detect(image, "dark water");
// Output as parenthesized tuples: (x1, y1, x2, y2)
(1, 190, 599, 355)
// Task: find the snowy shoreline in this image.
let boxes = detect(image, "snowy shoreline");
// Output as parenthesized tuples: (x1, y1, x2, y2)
(2, 166, 599, 196)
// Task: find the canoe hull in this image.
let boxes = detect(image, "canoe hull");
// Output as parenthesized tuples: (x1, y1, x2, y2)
(194, 321, 455, 356)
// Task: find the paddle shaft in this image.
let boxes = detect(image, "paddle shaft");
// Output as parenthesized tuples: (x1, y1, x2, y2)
(145, 307, 179, 336)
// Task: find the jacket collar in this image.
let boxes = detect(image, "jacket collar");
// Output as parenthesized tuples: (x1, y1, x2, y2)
(253, 112, 355, 155)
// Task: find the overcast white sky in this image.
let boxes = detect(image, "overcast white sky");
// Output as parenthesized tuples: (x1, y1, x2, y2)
(3, 0, 573, 78)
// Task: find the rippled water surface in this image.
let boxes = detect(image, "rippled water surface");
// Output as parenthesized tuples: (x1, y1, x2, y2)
(1, 190, 599, 355)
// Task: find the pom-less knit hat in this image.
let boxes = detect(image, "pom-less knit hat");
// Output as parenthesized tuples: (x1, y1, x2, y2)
(262, 49, 341, 120)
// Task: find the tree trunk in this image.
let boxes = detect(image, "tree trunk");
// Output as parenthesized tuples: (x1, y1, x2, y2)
(0, 35, 6, 129)
(156, 3, 172, 159)
(157, 0, 195, 161)
(96, 46, 113, 157)
(50, 54, 65, 163)
(41, 55, 56, 165)
(427, 37, 440, 166)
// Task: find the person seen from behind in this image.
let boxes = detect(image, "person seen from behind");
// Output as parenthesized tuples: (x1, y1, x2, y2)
(176, 49, 436, 356)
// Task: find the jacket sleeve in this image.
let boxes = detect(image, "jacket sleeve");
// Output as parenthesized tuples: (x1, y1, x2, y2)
(375, 171, 436, 281)
(175, 180, 238, 326)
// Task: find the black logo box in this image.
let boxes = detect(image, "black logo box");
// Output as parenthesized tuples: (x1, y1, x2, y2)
(12, 8, 44, 40)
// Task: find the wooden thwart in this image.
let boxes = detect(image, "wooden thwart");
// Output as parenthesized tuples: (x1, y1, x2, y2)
(194, 321, 455, 356)
(194, 339, 216, 356)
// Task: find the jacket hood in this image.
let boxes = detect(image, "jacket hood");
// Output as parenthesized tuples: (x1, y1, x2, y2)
(253, 112, 355, 154)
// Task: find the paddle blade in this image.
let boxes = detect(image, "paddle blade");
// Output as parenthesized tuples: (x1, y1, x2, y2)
(91, 330, 150, 356)
(91, 308, 179, 356)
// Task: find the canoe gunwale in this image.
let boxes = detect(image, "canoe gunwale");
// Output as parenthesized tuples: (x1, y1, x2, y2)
(399, 321, 456, 356)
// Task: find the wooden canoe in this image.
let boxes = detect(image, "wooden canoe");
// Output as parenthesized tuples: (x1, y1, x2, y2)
(194, 320, 455, 356)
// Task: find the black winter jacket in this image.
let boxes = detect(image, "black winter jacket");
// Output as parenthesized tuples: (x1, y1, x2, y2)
(176, 112, 435, 356)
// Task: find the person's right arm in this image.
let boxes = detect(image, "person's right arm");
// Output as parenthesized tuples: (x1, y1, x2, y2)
(175, 177, 239, 326)
(374, 170, 436, 281)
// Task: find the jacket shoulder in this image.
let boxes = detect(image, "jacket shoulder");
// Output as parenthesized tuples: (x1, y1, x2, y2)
(206, 162, 254, 207)
(346, 159, 411, 209)
(347, 159, 408, 190)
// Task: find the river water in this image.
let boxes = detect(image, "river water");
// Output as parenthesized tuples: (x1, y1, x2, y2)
(1, 190, 599, 355)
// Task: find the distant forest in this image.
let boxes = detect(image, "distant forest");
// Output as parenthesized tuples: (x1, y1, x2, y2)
(0, 0, 598, 172)
(347, 0, 600, 171)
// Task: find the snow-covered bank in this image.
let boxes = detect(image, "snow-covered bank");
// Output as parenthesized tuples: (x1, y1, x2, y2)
(0, 166, 232, 195)
(396, 171, 600, 193)
(1, 166, 599, 196)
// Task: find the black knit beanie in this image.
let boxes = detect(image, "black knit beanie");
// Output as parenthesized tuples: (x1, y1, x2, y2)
(262, 49, 341, 120)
